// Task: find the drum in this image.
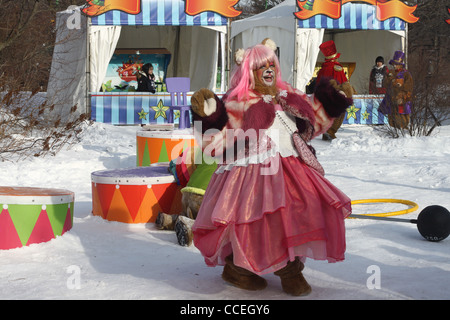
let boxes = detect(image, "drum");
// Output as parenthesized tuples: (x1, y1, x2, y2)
(0, 186, 74, 250)
(91, 166, 182, 224)
(136, 129, 197, 166)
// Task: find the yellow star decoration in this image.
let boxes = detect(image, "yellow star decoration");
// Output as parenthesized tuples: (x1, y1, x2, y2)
(173, 110, 181, 120)
(346, 105, 360, 120)
(151, 99, 170, 119)
(362, 110, 370, 120)
(138, 108, 148, 120)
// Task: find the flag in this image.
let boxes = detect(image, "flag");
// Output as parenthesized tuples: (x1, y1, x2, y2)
(82, 0, 140, 17)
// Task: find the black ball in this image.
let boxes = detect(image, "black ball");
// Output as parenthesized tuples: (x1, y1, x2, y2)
(417, 205, 450, 242)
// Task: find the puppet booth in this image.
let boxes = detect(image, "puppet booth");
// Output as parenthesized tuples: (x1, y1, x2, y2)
(81, 1, 228, 223)
(230, 0, 410, 124)
(47, 0, 227, 125)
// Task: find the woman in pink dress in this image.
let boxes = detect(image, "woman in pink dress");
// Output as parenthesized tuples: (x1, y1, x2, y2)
(190, 39, 353, 296)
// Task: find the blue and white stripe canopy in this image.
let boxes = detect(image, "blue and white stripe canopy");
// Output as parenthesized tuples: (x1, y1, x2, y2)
(90, 0, 228, 26)
(297, 3, 406, 31)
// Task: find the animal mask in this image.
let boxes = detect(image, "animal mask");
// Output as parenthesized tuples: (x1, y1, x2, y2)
(229, 38, 282, 101)
(253, 60, 277, 96)
(253, 39, 278, 96)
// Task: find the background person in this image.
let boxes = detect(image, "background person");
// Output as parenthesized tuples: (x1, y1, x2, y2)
(316, 40, 354, 140)
(136, 63, 156, 93)
(369, 56, 389, 94)
(380, 51, 413, 129)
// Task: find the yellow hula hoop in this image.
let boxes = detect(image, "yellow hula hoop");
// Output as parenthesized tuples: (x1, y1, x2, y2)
(349, 198, 419, 218)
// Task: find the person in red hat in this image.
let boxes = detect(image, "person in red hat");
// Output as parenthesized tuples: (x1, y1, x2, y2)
(316, 40, 354, 140)
(379, 50, 413, 129)
(316, 40, 348, 85)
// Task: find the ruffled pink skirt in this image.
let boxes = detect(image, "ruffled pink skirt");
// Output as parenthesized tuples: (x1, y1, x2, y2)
(192, 155, 351, 275)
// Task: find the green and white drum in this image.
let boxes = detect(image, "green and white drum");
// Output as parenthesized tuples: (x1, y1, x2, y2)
(0, 186, 74, 250)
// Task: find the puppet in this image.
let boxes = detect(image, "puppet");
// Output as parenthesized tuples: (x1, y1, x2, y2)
(380, 51, 413, 129)
(155, 146, 217, 246)
(316, 40, 354, 140)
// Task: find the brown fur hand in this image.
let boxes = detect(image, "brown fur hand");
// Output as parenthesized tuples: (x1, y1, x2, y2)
(329, 79, 354, 99)
(339, 82, 354, 98)
(190, 88, 215, 117)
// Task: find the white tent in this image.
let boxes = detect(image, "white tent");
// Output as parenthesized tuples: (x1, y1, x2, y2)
(47, 1, 227, 120)
(46, 6, 88, 121)
(231, 0, 406, 93)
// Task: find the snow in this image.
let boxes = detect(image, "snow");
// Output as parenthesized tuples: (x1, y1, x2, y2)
(1, 122, 449, 301)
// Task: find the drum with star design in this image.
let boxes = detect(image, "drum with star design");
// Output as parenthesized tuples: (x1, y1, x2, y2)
(136, 129, 197, 166)
(91, 165, 182, 224)
(0, 186, 74, 250)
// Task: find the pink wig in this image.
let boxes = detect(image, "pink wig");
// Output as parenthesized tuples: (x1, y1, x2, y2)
(227, 44, 288, 102)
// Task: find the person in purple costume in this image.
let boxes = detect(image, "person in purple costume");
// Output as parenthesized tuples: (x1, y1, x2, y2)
(380, 51, 414, 129)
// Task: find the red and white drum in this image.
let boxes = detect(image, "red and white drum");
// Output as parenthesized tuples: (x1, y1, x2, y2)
(91, 165, 182, 224)
(136, 129, 197, 166)
(0, 186, 74, 250)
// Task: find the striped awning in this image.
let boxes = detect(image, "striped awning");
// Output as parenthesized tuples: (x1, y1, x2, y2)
(297, 3, 406, 30)
(90, 0, 228, 26)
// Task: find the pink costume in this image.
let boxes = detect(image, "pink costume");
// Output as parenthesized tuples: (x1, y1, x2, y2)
(192, 44, 352, 275)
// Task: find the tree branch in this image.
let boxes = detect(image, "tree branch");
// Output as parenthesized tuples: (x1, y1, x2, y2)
(0, 1, 40, 53)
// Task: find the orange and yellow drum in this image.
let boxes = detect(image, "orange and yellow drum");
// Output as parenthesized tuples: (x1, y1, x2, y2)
(91, 166, 182, 224)
(136, 129, 197, 166)
(0, 186, 74, 250)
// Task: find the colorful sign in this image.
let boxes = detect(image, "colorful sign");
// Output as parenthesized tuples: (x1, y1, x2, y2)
(82, 0, 141, 16)
(81, 0, 450, 24)
(297, 2, 406, 30)
(82, 0, 421, 23)
(184, 0, 241, 17)
(82, 0, 240, 18)
(295, 0, 419, 23)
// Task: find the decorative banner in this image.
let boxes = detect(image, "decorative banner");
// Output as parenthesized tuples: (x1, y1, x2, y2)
(376, 0, 418, 22)
(185, 0, 241, 17)
(83, 0, 241, 18)
(81, 0, 430, 23)
(296, 0, 341, 19)
(82, 0, 141, 17)
(295, 0, 419, 23)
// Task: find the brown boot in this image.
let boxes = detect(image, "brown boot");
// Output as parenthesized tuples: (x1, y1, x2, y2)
(274, 257, 312, 296)
(174, 215, 195, 246)
(155, 212, 179, 230)
(221, 255, 267, 291)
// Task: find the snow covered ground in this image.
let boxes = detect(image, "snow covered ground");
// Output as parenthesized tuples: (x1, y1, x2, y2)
(0, 122, 449, 301)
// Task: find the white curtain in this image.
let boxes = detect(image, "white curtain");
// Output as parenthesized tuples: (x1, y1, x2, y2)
(89, 26, 122, 92)
(295, 28, 324, 91)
